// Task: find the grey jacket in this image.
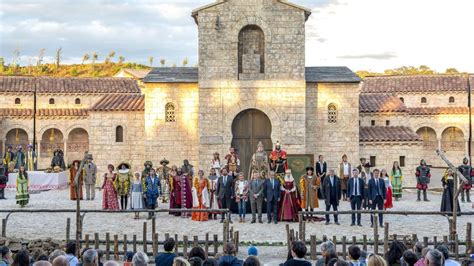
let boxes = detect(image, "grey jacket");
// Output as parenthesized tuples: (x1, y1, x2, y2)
(249, 178, 264, 200)
(84, 162, 97, 185)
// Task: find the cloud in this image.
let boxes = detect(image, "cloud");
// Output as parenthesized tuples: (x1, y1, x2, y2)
(337, 52, 397, 60)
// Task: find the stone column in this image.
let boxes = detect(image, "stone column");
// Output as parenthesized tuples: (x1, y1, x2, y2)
(64, 140, 68, 166)
(437, 138, 442, 150)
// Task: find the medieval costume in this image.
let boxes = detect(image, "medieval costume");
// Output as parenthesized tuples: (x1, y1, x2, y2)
(102, 165, 119, 210)
(16, 166, 29, 207)
(116, 163, 132, 210)
(0, 162, 7, 200)
(299, 166, 321, 221)
(144, 170, 161, 219)
(182, 160, 194, 178)
(130, 172, 145, 219)
(234, 174, 249, 223)
(142, 161, 153, 183)
(339, 154, 352, 201)
(269, 142, 288, 177)
(279, 170, 301, 222)
(169, 168, 182, 216)
(3, 146, 15, 171)
(381, 169, 393, 209)
(251, 141, 269, 178)
(84, 155, 97, 200)
(458, 157, 472, 203)
(25, 145, 37, 172)
(51, 149, 66, 171)
(210, 152, 223, 177)
(391, 161, 403, 201)
(316, 155, 327, 200)
(179, 169, 193, 218)
(207, 168, 220, 219)
(192, 170, 210, 222)
(224, 147, 240, 177)
(69, 160, 84, 200)
(157, 158, 171, 203)
(415, 159, 431, 201)
(14, 146, 26, 170)
(357, 158, 371, 208)
(440, 169, 461, 215)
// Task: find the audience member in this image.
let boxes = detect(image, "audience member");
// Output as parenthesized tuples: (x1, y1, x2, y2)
(348, 245, 362, 266)
(81, 249, 98, 266)
(123, 251, 134, 266)
(65, 242, 79, 266)
(424, 250, 444, 266)
(327, 258, 339, 266)
(188, 247, 206, 261)
(367, 254, 387, 266)
(247, 246, 258, 257)
(202, 258, 218, 266)
(385, 241, 407, 266)
(155, 238, 177, 266)
(0, 246, 13, 266)
(282, 241, 311, 266)
(36, 254, 50, 262)
(96, 250, 104, 266)
(413, 243, 424, 260)
(243, 257, 260, 266)
(173, 257, 191, 266)
(401, 250, 418, 266)
(316, 241, 335, 266)
(52, 256, 69, 266)
(49, 251, 67, 263)
(217, 242, 243, 266)
(324, 249, 338, 266)
(131, 252, 148, 266)
(102, 261, 118, 266)
(12, 249, 30, 266)
(33, 261, 52, 266)
(335, 260, 350, 266)
(414, 248, 431, 266)
(435, 245, 459, 266)
(359, 250, 368, 265)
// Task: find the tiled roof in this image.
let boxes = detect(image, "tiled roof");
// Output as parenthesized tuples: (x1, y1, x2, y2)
(0, 108, 89, 118)
(408, 107, 469, 115)
(121, 69, 151, 79)
(362, 75, 468, 93)
(360, 126, 422, 142)
(92, 94, 145, 111)
(0, 76, 141, 94)
(359, 94, 407, 113)
(305, 67, 361, 83)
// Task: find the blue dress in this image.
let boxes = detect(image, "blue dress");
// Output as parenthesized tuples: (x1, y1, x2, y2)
(144, 175, 161, 208)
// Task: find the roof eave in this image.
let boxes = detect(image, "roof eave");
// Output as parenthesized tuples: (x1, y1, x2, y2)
(278, 0, 312, 21)
(191, 0, 228, 25)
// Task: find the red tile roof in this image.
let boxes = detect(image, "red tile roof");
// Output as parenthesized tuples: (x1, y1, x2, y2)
(360, 94, 407, 113)
(92, 94, 145, 111)
(408, 107, 469, 115)
(362, 75, 468, 93)
(0, 76, 141, 94)
(0, 108, 89, 118)
(360, 126, 422, 142)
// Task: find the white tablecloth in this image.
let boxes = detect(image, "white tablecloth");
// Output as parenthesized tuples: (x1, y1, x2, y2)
(6, 171, 68, 191)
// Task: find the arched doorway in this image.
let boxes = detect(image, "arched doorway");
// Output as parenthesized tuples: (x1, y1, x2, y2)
(41, 128, 64, 158)
(416, 127, 437, 149)
(441, 127, 464, 151)
(231, 109, 272, 178)
(67, 128, 89, 164)
(5, 128, 29, 150)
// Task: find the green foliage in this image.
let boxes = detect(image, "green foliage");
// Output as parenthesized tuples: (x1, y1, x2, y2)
(357, 65, 467, 78)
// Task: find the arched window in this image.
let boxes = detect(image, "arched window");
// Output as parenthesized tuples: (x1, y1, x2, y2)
(328, 104, 337, 123)
(49, 98, 55, 105)
(421, 97, 427, 104)
(75, 98, 81, 105)
(165, 102, 176, 122)
(399, 97, 404, 103)
(449, 96, 455, 103)
(14, 98, 21, 105)
(238, 25, 265, 76)
(115, 126, 124, 142)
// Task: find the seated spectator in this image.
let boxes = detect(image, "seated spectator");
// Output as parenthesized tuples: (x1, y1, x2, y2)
(155, 238, 177, 266)
(188, 247, 206, 261)
(247, 246, 258, 258)
(36, 254, 49, 262)
(12, 249, 30, 266)
(360, 250, 368, 265)
(132, 252, 148, 266)
(243, 257, 260, 266)
(413, 243, 424, 260)
(385, 241, 407, 266)
(424, 250, 444, 266)
(49, 250, 67, 263)
(102, 261, 118, 266)
(218, 242, 243, 266)
(401, 250, 418, 266)
(335, 260, 350, 266)
(81, 249, 98, 266)
(96, 250, 104, 266)
(52, 256, 69, 266)
(65, 241, 79, 266)
(202, 258, 218, 266)
(414, 248, 431, 266)
(368, 254, 387, 266)
(283, 241, 311, 266)
(32, 261, 52, 266)
(0, 246, 13, 266)
(188, 257, 203, 266)
(435, 245, 459, 266)
(316, 241, 335, 266)
(123, 251, 134, 266)
(173, 257, 191, 266)
(327, 258, 339, 266)
(348, 245, 363, 266)
(324, 249, 338, 266)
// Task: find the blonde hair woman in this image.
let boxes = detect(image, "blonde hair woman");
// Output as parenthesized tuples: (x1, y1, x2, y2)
(368, 254, 387, 266)
(173, 257, 191, 266)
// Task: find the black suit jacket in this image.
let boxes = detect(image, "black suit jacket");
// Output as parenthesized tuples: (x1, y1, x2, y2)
(316, 161, 327, 178)
(263, 178, 281, 201)
(368, 178, 386, 201)
(322, 175, 341, 205)
(216, 175, 234, 200)
(347, 177, 365, 199)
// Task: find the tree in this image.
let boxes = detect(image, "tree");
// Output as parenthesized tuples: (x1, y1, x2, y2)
(160, 58, 166, 67)
(92, 52, 98, 64)
(445, 68, 459, 74)
(118, 56, 125, 64)
(182, 57, 189, 67)
(55, 47, 62, 68)
(11, 48, 20, 67)
(149, 56, 154, 67)
(82, 53, 90, 64)
(0, 57, 5, 72)
(105, 51, 115, 64)
(171, 63, 176, 68)
(108, 51, 116, 59)
(36, 48, 45, 66)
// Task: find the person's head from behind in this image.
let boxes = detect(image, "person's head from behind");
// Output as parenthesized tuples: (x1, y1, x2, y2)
(335, 260, 349, 266)
(290, 240, 307, 259)
(243, 256, 260, 266)
(324, 249, 337, 265)
(49, 250, 66, 263)
(413, 242, 424, 255)
(188, 247, 206, 260)
(402, 250, 418, 266)
(125, 251, 134, 262)
(173, 257, 191, 266)
(386, 240, 407, 264)
(435, 245, 450, 261)
(36, 254, 49, 262)
(348, 245, 361, 261)
(202, 258, 218, 266)
(321, 241, 335, 257)
(32, 261, 52, 266)
(14, 249, 30, 266)
(51, 255, 68, 266)
(223, 242, 236, 256)
(103, 261, 119, 266)
(82, 249, 98, 266)
(368, 254, 387, 266)
(188, 257, 203, 266)
(1, 246, 12, 262)
(65, 241, 76, 255)
(425, 249, 444, 266)
(164, 238, 176, 252)
(131, 251, 148, 266)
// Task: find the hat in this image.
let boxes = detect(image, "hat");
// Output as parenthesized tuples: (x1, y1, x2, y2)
(144, 161, 153, 167)
(86, 154, 93, 161)
(125, 251, 134, 261)
(248, 246, 258, 256)
(306, 166, 314, 172)
(160, 158, 170, 166)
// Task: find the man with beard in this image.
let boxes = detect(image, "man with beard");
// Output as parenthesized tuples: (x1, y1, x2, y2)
(269, 141, 288, 177)
(217, 168, 234, 223)
(157, 158, 171, 203)
(300, 166, 321, 221)
(315, 155, 327, 200)
(224, 147, 240, 178)
(356, 158, 371, 209)
(14, 145, 26, 170)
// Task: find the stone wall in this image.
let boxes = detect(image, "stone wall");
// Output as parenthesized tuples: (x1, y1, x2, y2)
(359, 113, 408, 127)
(0, 94, 102, 109)
(397, 92, 467, 108)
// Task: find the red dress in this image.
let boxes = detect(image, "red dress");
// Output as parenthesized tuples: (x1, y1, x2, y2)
(279, 179, 301, 222)
(69, 165, 84, 200)
(102, 173, 119, 210)
(384, 177, 393, 209)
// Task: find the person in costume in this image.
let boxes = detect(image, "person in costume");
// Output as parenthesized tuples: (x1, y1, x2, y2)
(251, 141, 269, 178)
(356, 157, 371, 208)
(279, 169, 301, 222)
(315, 155, 327, 200)
(381, 169, 393, 209)
(458, 157, 472, 202)
(182, 159, 194, 179)
(338, 154, 352, 201)
(84, 154, 97, 200)
(69, 160, 84, 200)
(249, 171, 264, 224)
(102, 164, 119, 210)
(14, 145, 26, 170)
(169, 167, 182, 216)
(210, 152, 223, 177)
(143, 168, 161, 219)
(142, 161, 153, 184)
(116, 162, 132, 210)
(269, 141, 287, 177)
(300, 166, 321, 222)
(16, 165, 29, 207)
(0, 161, 7, 200)
(157, 158, 171, 203)
(25, 144, 37, 171)
(224, 147, 240, 177)
(207, 168, 220, 220)
(130, 172, 145, 219)
(440, 169, 461, 215)
(192, 170, 210, 222)
(51, 149, 66, 171)
(179, 167, 193, 218)
(3, 146, 15, 172)
(234, 173, 249, 223)
(347, 168, 364, 226)
(390, 161, 403, 201)
(415, 159, 431, 202)
(322, 169, 342, 225)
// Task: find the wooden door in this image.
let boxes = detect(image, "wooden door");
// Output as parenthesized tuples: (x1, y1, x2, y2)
(231, 109, 272, 178)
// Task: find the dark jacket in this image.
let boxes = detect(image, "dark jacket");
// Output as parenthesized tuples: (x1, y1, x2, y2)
(218, 255, 243, 266)
(316, 161, 327, 178)
(216, 175, 234, 200)
(283, 259, 312, 266)
(322, 175, 342, 205)
(263, 178, 281, 201)
(347, 177, 365, 199)
(249, 178, 264, 200)
(368, 178, 386, 201)
(155, 252, 176, 266)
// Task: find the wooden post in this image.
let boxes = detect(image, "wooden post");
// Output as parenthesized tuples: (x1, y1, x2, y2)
(393, 234, 397, 241)
(323, 235, 327, 242)
(384, 222, 389, 254)
(443, 235, 448, 246)
(66, 218, 71, 243)
(423, 237, 429, 249)
(205, 233, 209, 257)
(174, 234, 178, 255)
(153, 233, 158, 257)
(133, 235, 137, 253)
(454, 234, 459, 260)
(165, 233, 170, 240)
(433, 236, 437, 247)
(286, 224, 291, 251)
(223, 220, 229, 243)
(374, 215, 379, 255)
(123, 235, 128, 256)
(298, 213, 303, 236)
(310, 235, 317, 261)
(113, 235, 119, 261)
(352, 236, 357, 246)
(234, 231, 239, 253)
(143, 222, 147, 255)
(213, 234, 219, 256)
(342, 236, 347, 260)
(105, 233, 110, 260)
(84, 234, 90, 249)
(94, 233, 99, 249)
(412, 234, 418, 242)
(466, 222, 472, 258)
(333, 236, 337, 250)
(193, 236, 199, 248)
(363, 235, 367, 251)
(152, 217, 156, 238)
(183, 236, 188, 258)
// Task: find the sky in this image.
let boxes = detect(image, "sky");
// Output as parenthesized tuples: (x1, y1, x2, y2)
(1, 0, 474, 72)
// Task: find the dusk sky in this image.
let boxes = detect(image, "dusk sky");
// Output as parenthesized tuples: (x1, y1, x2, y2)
(1, 0, 473, 72)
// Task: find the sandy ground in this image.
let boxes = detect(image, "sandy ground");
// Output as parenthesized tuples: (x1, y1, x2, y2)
(1, 188, 473, 265)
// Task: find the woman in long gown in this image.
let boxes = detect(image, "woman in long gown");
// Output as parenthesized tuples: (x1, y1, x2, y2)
(69, 160, 84, 200)
(192, 170, 210, 221)
(16, 166, 29, 207)
(102, 164, 119, 210)
(130, 172, 144, 219)
(440, 169, 461, 215)
(391, 161, 403, 201)
(169, 167, 182, 216)
(279, 169, 301, 222)
(207, 168, 220, 220)
(180, 168, 193, 218)
(381, 169, 393, 209)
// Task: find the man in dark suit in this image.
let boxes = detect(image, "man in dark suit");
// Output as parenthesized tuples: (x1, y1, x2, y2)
(249, 171, 264, 223)
(347, 168, 365, 226)
(263, 170, 281, 224)
(216, 168, 234, 223)
(368, 169, 386, 228)
(322, 169, 341, 225)
(316, 155, 327, 199)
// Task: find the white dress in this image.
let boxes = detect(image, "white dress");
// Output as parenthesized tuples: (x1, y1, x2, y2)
(130, 180, 144, 210)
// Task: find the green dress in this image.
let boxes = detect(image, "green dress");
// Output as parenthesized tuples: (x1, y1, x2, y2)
(16, 173, 29, 206)
(391, 169, 403, 198)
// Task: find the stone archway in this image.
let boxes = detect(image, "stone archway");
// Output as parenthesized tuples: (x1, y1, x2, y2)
(5, 128, 29, 150)
(231, 109, 272, 178)
(67, 128, 89, 164)
(441, 127, 464, 151)
(416, 127, 437, 149)
(40, 128, 64, 158)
